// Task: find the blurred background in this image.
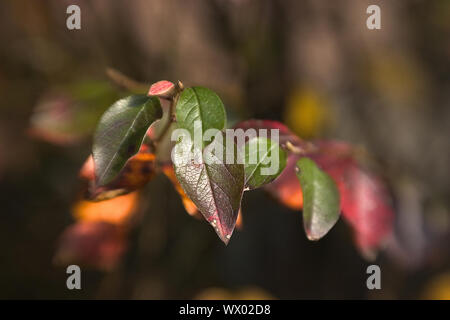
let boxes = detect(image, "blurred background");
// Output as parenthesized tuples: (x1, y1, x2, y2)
(0, 0, 449, 299)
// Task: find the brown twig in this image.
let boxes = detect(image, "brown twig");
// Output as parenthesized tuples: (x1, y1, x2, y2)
(106, 67, 149, 93)
(285, 141, 303, 154)
(285, 141, 318, 155)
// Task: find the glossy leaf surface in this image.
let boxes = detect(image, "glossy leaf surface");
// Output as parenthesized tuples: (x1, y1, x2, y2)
(175, 87, 226, 146)
(93, 95, 162, 186)
(296, 157, 340, 240)
(243, 137, 286, 189)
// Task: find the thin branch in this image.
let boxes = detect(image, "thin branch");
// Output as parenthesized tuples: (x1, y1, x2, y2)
(285, 141, 303, 155)
(285, 141, 318, 155)
(106, 67, 149, 93)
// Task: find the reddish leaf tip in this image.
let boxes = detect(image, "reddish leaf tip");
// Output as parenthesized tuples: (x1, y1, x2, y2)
(207, 216, 235, 245)
(305, 233, 320, 241)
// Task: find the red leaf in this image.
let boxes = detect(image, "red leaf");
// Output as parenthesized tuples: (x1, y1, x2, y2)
(340, 164, 394, 257)
(28, 93, 82, 145)
(310, 141, 394, 257)
(233, 119, 305, 147)
(54, 221, 126, 271)
(79, 154, 95, 181)
(264, 136, 394, 256)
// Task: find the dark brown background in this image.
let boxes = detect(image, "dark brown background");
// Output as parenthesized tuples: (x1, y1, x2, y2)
(0, 0, 449, 299)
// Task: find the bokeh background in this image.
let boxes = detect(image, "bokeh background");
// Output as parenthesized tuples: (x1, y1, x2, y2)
(0, 0, 449, 299)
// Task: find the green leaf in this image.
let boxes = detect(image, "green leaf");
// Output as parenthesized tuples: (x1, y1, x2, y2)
(173, 134, 244, 244)
(175, 87, 226, 147)
(93, 95, 162, 186)
(296, 157, 340, 240)
(243, 137, 286, 189)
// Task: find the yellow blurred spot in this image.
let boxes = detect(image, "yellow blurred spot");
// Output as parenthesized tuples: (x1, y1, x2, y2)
(367, 53, 426, 107)
(236, 287, 275, 300)
(195, 286, 274, 300)
(194, 288, 234, 300)
(73, 192, 139, 225)
(284, 88, 331, 138)
(423, 273, 450, 300)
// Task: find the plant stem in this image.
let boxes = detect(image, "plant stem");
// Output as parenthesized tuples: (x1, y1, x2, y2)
(285, 141, 318, 155)
(106, 68, 149, 93)
(153, 102, 174, 144)
(153, 81, 183, 143)
(285, 141, 303, 154)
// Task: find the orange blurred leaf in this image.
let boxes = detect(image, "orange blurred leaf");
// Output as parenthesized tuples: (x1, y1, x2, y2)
(80, 145, 156, 201)
(162, 164, 200, 217)
(236, 209, 244, 230)
(73, 192, 139, 226)
(264, 154, 304, 210)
